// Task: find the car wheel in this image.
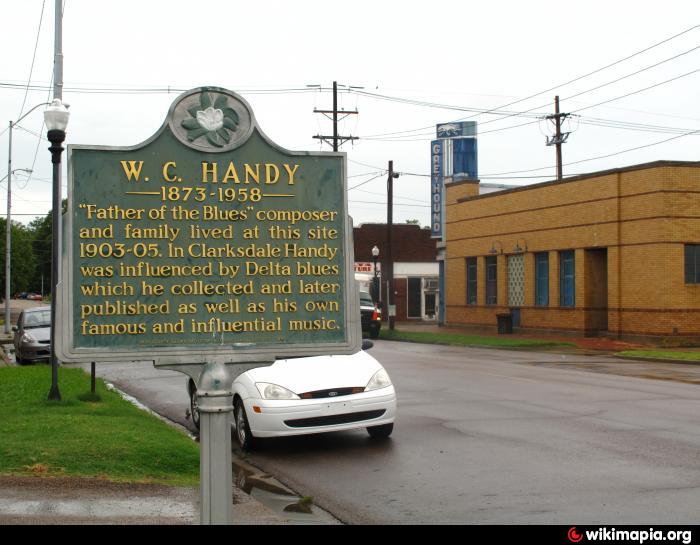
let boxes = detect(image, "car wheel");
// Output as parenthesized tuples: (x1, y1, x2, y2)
(367, 423, 393, 439)
(369, 325, 380, 339)
(189, 382, 200, 430)
(234, 398, 259, 451)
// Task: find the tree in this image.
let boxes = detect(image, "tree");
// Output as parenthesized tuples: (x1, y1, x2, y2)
(28, 213, 52, 296)
(0, 219, 38, 298)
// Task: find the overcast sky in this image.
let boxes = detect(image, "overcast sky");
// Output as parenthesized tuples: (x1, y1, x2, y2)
(2, 0, 699, 227)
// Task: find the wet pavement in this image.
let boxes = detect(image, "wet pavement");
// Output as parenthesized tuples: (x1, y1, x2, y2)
(245, 341, 700, 524)
(3, 326, 700, 524)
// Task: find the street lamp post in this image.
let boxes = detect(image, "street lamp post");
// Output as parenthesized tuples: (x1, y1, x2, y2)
(371, 245, 379, 305)
(5, 103, 50, 333)
(44, 99, 70, 402)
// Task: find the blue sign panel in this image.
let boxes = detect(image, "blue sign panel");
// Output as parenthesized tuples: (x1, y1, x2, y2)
(431, 140, 443, 239)
(436, 121, 477, 138)
(453, 137, 478, 179)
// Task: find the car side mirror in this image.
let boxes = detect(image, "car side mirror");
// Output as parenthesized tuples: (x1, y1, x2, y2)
(362, 339, 374, 351)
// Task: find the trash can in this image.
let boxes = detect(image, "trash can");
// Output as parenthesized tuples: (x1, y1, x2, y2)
(496, 313, 513, 334)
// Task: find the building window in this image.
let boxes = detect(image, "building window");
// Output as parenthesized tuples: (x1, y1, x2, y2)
(559, 250, 575, 307)
(466, 257, 477, 305)
(686, 244, 700, 284)
(535, 252, 549, 306)
(485, 255, 497, 305)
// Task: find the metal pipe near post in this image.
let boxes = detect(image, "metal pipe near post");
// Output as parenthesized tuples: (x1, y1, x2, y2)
(196, 361, 234, 525)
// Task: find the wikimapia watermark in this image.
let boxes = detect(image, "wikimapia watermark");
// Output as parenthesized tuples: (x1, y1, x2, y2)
(568, 527, 692, 544)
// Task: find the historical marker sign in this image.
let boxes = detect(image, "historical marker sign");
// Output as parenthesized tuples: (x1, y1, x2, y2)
(56, 87, 361, 366)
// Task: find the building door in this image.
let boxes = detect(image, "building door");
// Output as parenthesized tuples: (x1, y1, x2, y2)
(584, 249, 608, 335)
(407, 277, 422, 319)
(508, 254, 525, 327)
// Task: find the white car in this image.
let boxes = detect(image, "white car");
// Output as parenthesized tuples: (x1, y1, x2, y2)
(188, 346, 397, 450)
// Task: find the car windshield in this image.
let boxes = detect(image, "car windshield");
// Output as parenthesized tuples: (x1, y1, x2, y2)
(23, 310, 51, 328)
(360, 293, 374, 306)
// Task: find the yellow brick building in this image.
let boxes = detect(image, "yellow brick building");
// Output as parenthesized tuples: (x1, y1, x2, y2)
(444, 161, 700, 340)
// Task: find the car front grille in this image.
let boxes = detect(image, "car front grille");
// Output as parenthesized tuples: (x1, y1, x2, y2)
(299, 387, 365, 399)
(284, 410, 386, 428)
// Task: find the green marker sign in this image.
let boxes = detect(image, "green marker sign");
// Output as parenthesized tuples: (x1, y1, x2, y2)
(56, 87, 361, 365)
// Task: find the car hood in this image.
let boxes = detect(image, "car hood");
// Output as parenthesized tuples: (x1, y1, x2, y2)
(24, 326, 50, 342)
(243, 350, 384, 394)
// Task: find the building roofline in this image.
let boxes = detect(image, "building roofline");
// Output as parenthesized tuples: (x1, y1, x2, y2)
(445, 178, 480, 189)
(454, 160, 700, 204)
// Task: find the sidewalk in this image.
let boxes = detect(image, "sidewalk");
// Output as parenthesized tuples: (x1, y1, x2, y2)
(0, 476, 290, 525)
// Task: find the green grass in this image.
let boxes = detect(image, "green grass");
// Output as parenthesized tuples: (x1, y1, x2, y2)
(617, 350, 700, 362)
(379, 328, 574, 349)
(0, 365, 199, 486)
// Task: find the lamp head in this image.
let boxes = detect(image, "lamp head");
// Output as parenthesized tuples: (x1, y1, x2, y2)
(44, 99, 70, 132)
(371, 245, 380, 258)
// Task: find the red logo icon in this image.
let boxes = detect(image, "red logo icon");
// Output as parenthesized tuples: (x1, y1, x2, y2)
(568, 527, 584, 543)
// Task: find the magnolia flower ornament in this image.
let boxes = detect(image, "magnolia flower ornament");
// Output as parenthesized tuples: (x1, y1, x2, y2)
(197, 107, 224, 132)
(181, 92, 239, 147)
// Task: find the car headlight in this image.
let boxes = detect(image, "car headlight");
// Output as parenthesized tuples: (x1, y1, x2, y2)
(365, 369, 392, 392)
(255, 382, 300, 400)
(21, 332, 36, 343)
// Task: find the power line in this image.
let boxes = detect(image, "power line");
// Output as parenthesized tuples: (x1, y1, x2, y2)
(347, 172, 386, 191)
(350, 200, 429, 208)
(17, 0, 46, 119)
(480, 128, 700, 176)
(0, 81, 318, 95)
(394, 123, 700, 179)
(356, 25, 700, 139)
(354, 188, 427, 203)
(362, 66, 700, 144)
(571, 68, 700, 114)
(360, 45, 699, 142)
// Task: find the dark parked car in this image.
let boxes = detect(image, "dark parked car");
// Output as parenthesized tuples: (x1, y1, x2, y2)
(360, 290, 381, 339)
(13, 306, 51, 364)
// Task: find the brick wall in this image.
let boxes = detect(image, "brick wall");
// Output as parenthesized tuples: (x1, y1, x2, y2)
(354, 223, 437, 263)
(444, 162, 700, 338)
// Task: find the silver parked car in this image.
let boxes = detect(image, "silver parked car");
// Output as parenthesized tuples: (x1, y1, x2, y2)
(13, 306, 51, 364)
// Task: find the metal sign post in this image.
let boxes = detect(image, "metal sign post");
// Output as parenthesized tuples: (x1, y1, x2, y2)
(197, 362, 234, 525)
(56, 87, 360, 524)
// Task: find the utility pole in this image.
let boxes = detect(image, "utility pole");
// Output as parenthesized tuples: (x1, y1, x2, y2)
(54, 0, 63, 101)
(312, 81, 360, 151)
(386, 161, 399, 330)
(545, 96, 570, 180)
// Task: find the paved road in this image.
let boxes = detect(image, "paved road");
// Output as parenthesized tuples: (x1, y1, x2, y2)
(70, 342, 700, 525)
